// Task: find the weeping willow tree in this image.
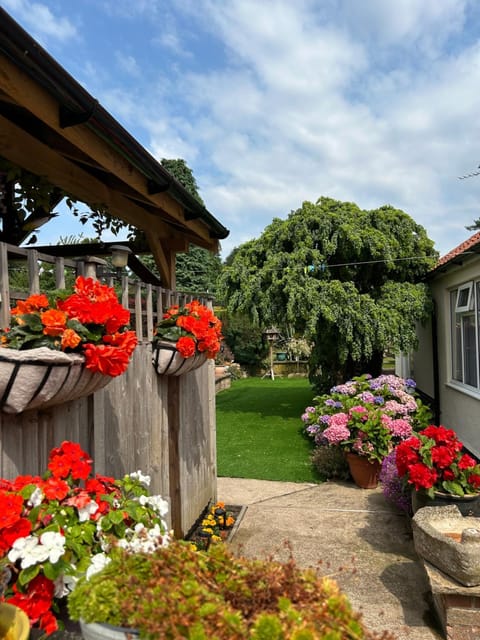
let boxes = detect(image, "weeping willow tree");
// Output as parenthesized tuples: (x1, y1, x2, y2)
(218, 197, 438, 391)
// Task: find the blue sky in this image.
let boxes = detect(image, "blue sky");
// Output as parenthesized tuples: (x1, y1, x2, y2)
(3, 0, 480, 259)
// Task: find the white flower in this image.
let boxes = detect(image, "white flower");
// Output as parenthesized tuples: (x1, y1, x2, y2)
(129, 470, 151, 487)
(139, 494, 169, 516)
(39, 531, 66, 564)
(27, 486, 44, 508)
(86, 553, 111, 580)
(8, 536, 40, 568)
(77, 500, 99, 522)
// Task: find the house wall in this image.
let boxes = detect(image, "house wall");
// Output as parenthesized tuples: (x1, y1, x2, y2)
(413, 256, 480, 457)
(412, 315, 435, 398)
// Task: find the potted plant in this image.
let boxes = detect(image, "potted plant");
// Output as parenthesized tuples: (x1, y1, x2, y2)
(395, 424, 480, 514)
(0, 441, 170, 636)
(152, 301, 223, 375)
(0, 276, 137, 413)
(302, 374, 432, 488)
(68, 539, 389, 640)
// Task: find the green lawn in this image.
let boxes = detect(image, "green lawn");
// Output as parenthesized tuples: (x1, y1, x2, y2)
(216, 377, 323, 483)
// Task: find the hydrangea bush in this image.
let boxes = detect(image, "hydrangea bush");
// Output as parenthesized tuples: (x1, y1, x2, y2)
(0, 441, 170, 635)
(302, 374, 432, 464)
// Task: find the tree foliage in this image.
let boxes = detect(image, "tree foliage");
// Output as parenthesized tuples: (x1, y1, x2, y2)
(218, 197, 438, 391)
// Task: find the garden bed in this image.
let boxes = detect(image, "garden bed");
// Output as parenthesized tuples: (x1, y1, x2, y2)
(185, 503, 247, 549)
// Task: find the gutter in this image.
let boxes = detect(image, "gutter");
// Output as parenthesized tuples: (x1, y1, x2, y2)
(0, 8, 229, 241)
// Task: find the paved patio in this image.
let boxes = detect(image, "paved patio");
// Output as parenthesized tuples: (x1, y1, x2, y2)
(217, 476, 445, 640)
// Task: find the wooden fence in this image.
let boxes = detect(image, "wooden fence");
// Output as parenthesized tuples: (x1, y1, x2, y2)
(0, 242, 217, 536)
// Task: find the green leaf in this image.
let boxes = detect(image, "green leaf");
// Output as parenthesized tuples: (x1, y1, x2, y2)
(18, 563, 40, 586)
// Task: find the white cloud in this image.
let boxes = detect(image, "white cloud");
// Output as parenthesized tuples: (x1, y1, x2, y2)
(2, 0, 77, 42)
(115, 52, 141, 77)
(4, 0, 480, 259)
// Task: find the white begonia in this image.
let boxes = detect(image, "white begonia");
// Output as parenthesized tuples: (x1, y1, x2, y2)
(27, 486, 44, 508)
(8, 532, 65, 569)
(77, 500, 99, 522)
(8, 536, 40, 568)
(86, 553, 111, 580)
(138, 494, 169, 517)
(129, 470, 151, 487)
(39, 531, 66, 564)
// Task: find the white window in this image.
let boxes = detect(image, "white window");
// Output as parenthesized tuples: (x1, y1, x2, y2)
(451, 283, 479, 389)
(455, 281, 474, 313)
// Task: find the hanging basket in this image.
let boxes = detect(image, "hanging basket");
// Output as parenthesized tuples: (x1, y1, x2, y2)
(152, 341, 208, 376)
(0, 347, 113, 414)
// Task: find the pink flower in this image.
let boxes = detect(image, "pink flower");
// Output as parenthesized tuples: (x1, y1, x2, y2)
(323, 423, 350, 445)
(386, 418, 412, 439)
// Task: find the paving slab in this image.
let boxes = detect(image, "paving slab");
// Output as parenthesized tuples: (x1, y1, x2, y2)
(218, 477, 445, 640)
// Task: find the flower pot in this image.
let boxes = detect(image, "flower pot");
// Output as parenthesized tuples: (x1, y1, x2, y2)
(152, 341, 207, 376)
(411, 489, 480, 516)
(0, 347, 113, 414)
(80, 620, 139, 640)
(0, 603, 30, 640)
(346, 452, 381, 489)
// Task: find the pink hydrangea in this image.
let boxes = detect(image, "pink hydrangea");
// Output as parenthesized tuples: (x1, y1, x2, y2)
(386, 418, 413, 438)
(323, 423, 350, 445)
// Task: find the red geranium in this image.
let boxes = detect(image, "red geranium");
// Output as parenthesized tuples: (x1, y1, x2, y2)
(396, 425, 480, 497)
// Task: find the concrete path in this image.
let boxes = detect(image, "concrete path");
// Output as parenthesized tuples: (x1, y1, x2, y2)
(217, 477, 445, 640)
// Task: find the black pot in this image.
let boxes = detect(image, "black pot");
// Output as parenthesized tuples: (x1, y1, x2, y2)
(411, 489, 480, 516)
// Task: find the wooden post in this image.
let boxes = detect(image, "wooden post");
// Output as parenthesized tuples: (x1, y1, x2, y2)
(168, 376, 182, 537)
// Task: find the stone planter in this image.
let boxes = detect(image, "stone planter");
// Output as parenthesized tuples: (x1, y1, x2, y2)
(152, 341, 207, 376)
(0, 347, 112, 414)
(412, 504, 480, 586)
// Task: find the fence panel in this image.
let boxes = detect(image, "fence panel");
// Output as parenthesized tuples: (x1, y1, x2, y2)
(0, 243, 216, 535)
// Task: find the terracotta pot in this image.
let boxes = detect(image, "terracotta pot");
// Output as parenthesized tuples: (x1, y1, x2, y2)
(0, 347, 112, 414)
(152, 341, 207, 376)
(411, 489, 480, 516)
(346, 452, 381, 489)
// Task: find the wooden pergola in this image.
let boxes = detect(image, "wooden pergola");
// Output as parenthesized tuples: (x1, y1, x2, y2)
(0, 8, 229, 289)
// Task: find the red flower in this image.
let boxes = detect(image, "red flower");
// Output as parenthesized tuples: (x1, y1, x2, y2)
(11, 294, 49, 315)
(10, 475, 42, 491)
(40, 309, 67, 337)
(41, 478, 70, 501)
(7, 575, 56, 631)
(48, 441, 92, 480)
(468, 474, 480, 489)
(83, 343, 131, 377)
(459, 454, 477, 470)
(0, 517, 32, 556)
(176, 336, 197, 358)
(0, 491, 24, 528)
(395, 437, 421, 476)
(102, 331, 138, 357)
(407, 462, 438, 490)
(431, 445, 456, 469)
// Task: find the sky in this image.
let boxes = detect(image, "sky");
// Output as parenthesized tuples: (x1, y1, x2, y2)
(3, 0, 480, 259)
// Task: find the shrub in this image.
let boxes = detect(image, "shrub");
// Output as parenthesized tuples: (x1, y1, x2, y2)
(311, 445, 350, 481)
(69, 540, 394, 639)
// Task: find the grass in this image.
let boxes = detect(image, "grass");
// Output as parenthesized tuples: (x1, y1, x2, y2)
(216, 377, 323, 483)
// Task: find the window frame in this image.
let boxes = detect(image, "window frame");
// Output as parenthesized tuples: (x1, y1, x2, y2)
(455, 281, 474, 313)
